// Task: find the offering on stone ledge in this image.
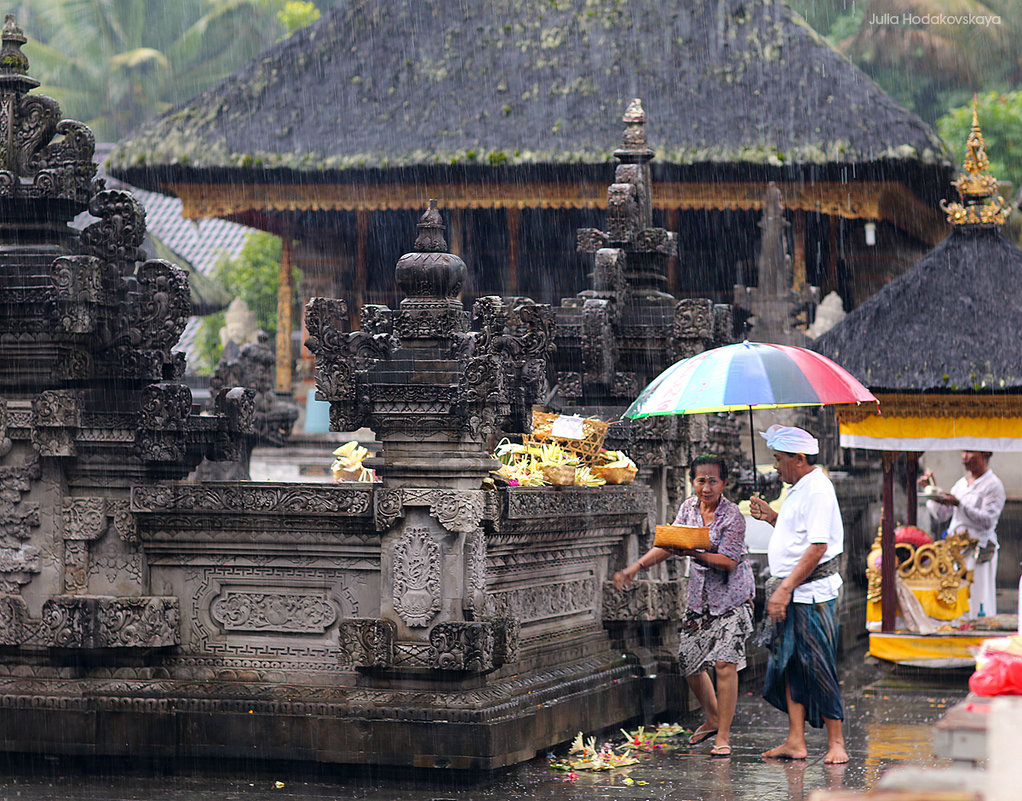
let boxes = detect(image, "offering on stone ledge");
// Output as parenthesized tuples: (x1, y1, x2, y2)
(331, 441, 376, 482)
(592, 450, 638, 484)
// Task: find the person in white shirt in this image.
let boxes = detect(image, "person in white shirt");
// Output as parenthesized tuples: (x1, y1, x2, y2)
(749, 425, 847, 765)
(921, 451, 1005, 618)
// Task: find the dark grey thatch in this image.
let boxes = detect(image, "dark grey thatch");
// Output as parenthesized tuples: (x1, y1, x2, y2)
(110, 0, 946, 183)
(812, 226, 1022, 392)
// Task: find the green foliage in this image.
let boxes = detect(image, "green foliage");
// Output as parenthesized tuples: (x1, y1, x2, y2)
(279, 1, 321, 34)
(22, 0, 288, 140)
(196, 231, 301, 373)
(938, 91, 1022, 194)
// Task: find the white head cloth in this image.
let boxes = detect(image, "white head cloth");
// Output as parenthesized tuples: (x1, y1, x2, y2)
(760, 424, 819, 455)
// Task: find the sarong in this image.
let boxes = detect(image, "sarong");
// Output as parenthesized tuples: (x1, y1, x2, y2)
(678, 603, 754, 675)
(762, 598, 844, 728)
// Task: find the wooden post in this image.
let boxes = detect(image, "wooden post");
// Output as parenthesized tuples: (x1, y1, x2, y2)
(354, 210, 369, 326)
(881, 451, 897, 632)
(827, 216, 839, 292)
(792, 210, 807, 292)
(506, 206, 521, 296)
(275, 221, 294, 394)
(906, 452, 920, 526)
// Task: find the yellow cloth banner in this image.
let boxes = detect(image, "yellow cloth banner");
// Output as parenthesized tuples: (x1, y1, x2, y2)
(868, 632, 994, 663)
(840, 414, 1022, 451)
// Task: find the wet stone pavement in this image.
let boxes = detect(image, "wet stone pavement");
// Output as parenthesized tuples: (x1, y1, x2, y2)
(0, 649, 970, 801)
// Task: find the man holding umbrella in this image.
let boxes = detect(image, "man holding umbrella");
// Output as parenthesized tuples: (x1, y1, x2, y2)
(748, 425, 848, 765)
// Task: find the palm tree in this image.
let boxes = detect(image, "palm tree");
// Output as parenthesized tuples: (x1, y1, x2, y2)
(22, 0, 289, 141)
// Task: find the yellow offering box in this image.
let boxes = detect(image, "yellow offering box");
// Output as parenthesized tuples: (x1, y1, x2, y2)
(654, 524, 711, 550)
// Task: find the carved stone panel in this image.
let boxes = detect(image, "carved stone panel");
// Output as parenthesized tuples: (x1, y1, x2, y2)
(337, 618, 395, 668)
(392, 527, 441, 628)
(601, 579, 685, 622)
(40, 596, 179, 648)
(210, 587, 338, 634)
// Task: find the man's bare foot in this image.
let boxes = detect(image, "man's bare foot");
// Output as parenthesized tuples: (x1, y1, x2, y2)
(761, 741, 808, 759)
(824, 743, 849, 764)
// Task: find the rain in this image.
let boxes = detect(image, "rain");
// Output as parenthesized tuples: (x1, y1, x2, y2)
(1, 1, 1021, 800)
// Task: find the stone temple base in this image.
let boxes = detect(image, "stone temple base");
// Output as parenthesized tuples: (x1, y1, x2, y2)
(0, 649, 680, 769)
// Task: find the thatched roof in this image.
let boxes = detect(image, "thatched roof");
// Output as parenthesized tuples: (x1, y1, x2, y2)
(812, 225, 1022, 392)
(110, 0, 948, 187)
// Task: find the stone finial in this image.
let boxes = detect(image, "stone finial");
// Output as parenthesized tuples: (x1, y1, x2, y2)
(0, 15, 30, 75)
(413, 199, 448, 252)
(940, 96, 1009, 226)
(614, 98, 654, 162)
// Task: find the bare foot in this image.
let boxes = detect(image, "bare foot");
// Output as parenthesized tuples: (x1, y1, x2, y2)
(761, 741, 808, 759)
(824, 743, 849, 764)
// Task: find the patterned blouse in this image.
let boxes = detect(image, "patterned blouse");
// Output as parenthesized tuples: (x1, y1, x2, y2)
(673, 494, 755, 616)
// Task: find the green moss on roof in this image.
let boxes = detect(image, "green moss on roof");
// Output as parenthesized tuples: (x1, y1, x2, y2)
(110, 0, 950, 177)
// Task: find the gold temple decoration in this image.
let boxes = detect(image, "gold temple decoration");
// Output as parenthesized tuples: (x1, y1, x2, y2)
(940, 96, 1010, 226)
(865, 529, 975, 609)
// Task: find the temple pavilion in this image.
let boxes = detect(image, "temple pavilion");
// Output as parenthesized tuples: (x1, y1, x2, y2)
(109, 0, 952, 389)
(813, 105, 1022, 665)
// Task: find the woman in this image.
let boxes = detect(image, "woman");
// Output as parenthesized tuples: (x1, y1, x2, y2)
(614, 453, 755, 757)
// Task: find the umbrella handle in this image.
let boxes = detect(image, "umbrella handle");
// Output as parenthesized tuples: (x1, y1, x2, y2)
(748, 406, 757, 496)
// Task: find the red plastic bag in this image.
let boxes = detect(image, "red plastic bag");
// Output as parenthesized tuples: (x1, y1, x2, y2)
(969, 640, 1022, 696)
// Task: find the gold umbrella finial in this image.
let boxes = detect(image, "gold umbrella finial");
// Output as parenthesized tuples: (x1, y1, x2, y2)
(941, 94, 1009, 226)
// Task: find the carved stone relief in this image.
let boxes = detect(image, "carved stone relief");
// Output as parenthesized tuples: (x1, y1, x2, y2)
(391, 527, 441, 628)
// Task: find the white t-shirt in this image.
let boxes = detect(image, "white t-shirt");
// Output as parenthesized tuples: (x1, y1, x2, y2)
(767, 466, 844, 603)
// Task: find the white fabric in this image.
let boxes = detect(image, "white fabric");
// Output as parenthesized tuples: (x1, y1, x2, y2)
(767, 466, 844, 603)
(760, 424, 820, 455)
(926, 469, 1005, 619)
(840, 433, 1022, 452)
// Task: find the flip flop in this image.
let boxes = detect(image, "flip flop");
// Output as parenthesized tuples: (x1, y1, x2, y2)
(710, 745, 732, 757)
(688, 728, 718, 745)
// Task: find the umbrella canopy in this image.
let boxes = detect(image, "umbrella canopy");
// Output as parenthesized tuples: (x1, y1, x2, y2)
(624, 341, 878, 419)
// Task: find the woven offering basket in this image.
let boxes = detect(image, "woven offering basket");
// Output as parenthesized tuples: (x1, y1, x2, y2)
(592, 464, 638, 485)
(654, 524, 711, 550)
(527, 411, 613, 464)
(540, 464, 577, 486)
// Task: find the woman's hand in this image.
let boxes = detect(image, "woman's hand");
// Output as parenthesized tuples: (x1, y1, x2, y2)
(749, 495, 777, 526)
(613, 565, 639, 590)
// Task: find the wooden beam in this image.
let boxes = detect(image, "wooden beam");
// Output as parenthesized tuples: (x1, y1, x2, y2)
(170, 179, 946, 242)
(792, 209, 806, 293)
(354, 210, 369, 327)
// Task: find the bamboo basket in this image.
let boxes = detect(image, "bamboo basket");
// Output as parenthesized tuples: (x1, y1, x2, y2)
(592, 464, 638, 485)
(654, 524, 711, 550)
(526, 410, 613, 464)
(540, 464, 577, 486)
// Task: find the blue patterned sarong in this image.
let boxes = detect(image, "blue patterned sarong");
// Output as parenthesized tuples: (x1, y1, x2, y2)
(762, 598, 844, 728)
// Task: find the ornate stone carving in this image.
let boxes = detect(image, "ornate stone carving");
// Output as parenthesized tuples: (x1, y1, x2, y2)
(602, 580, 685, 622)
(79, 184, 147, 276)
(429, 621, 497, 672)
(40, 596, 179, 648)
(375, 489, 405, 532)
(0, 594, 28, 644)
(392, 527, 441, 628)
(210, 588, 338, 634)
(31, 389, 81, 457)
(429, 490, 485, 535)
(131, 483, 374, 517)
(463, 527, 487, 618)
(337, 618, 395, 668)
(62, 497, 107, 541)
(0, 455, 41, 549)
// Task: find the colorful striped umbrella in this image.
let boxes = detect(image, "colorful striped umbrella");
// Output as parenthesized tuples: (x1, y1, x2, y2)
(624, 341, 878, 486)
